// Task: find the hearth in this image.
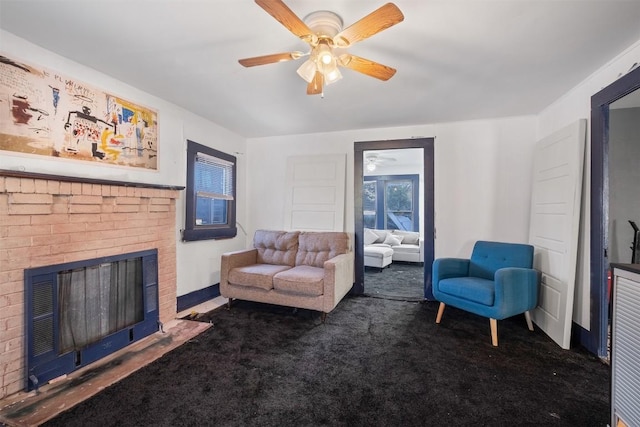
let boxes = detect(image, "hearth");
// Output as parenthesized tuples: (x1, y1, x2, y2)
(24, 249, 159, 391)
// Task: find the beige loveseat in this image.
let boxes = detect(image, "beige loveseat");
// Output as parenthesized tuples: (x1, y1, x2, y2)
(220, 229, 354, 319)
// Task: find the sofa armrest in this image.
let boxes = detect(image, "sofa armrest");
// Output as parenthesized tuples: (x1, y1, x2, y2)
(322, 252, 355, 312)
(494, 267, 540, 318)
(220, 248, 258, 295)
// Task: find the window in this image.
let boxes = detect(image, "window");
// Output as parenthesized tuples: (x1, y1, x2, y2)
(385, 180, 414, 230)
(363, 181, 377, 229)
(363, 174, 419, 231)
(183, 140, 237, 241)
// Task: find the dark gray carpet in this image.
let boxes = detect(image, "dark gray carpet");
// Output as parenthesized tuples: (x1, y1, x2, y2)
(44, 295, 610, 426)
(364, 262, 425, 300)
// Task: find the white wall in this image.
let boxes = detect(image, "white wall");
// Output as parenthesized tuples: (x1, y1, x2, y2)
(246, 115, 538, 260)
(177, 115, 248, 296)
(537, 38, 640, 329)
(0, 30, 248, 297)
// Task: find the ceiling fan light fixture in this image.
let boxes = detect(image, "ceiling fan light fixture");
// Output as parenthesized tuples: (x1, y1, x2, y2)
(296, 59, 317, 83)
(323, 61, 342, 85)
(239, 2, 404, 95)
(317, 43, 334, 65)
(366, 162, 376, 172)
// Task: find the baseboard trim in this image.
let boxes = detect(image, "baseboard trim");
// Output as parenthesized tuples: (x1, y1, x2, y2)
(571, 321, 591, 349)
(177, 284, 220, 312)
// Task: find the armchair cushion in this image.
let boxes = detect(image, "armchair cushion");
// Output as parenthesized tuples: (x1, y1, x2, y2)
(468, 240, 534, 280)
(439, 277, 495, 307)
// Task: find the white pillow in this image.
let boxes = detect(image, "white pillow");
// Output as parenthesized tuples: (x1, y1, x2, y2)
(371, 229, 388, 243)
(364, 228, 379, 245)
(383, 234, 403, 246)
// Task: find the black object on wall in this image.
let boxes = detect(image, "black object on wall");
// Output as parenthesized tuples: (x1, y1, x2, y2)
(630, 220, 640, 264)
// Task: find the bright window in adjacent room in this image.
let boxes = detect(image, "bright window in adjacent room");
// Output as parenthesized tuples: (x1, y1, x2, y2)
(363, 175, 419, 231)
(363, 180, 377, 229)
(385, 180, 414, 230)
(183, 140, 237, 241)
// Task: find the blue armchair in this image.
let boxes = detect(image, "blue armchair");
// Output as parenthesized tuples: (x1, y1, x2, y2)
(432, 241, 539, 346)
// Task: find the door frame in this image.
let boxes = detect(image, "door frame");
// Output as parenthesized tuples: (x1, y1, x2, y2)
(353, 138, 435, 298)
(590, 65, 640, 356)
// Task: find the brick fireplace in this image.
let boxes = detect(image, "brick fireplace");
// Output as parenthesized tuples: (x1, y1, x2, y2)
(0, 172, 181, 399)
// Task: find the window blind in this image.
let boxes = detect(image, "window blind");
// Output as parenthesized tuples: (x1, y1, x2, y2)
(195, 152, 234, 200)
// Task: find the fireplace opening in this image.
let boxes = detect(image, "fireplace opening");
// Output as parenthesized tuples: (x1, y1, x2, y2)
(24, 249, 159, 391)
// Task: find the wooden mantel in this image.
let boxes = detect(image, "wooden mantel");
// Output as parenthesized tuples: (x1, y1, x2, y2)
(0, 169, 185, 191)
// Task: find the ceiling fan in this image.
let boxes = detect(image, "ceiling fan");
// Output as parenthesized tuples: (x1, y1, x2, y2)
(365, 153, 396, 172)
(238, 0, 404, 95)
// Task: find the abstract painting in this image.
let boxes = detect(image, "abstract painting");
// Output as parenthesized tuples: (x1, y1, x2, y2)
(0, 54, 158, 170)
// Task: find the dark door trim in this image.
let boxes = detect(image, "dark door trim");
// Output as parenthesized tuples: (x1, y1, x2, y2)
(589, 65, 640, 356)
(353, 138, 435, 299)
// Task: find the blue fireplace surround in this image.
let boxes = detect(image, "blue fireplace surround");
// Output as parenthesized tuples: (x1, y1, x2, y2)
(24, 249, 159, 391)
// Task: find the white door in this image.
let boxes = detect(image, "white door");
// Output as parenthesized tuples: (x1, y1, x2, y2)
(528, 119, 586, 349)
(284, 154, 346, 231)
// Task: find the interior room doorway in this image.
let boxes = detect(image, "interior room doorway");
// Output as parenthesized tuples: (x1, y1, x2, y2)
(353, 138, 434, 299)
(590, 65, 640, 357)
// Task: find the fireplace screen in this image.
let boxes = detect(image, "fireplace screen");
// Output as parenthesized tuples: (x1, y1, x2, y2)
(58, 259, 143, 354)
(25, 249, 158, 391)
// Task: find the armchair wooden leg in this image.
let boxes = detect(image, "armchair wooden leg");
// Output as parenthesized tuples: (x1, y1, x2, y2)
(227, 298, 233, 309)
(524, 311, 534, 331)
(436, 302, 446, 324)
(490, 318, 498, 347)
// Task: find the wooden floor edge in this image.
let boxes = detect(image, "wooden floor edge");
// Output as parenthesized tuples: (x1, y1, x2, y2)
(0, 319, 212, 427)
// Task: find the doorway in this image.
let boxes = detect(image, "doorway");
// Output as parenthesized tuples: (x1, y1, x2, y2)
(590, 65, 640, 357)
(353, 138, 435, 299)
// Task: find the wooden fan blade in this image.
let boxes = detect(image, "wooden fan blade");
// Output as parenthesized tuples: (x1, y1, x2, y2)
(255, 0, 315, 43)
(307, 71, 324, 95)
(238, 52, 304, 67)
(333, 3, 404, 48)
(338, 54, 396, 81)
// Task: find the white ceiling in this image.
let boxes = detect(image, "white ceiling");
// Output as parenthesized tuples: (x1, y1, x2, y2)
(2, 0, 640, 138)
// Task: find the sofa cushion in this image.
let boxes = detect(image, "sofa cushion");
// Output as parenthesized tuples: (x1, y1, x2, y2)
(364, 228, 379, 245)
(254, 230, 300, 267)
(296, 231, 350, 268)
(228, 264, 292, 291)
(273, 265, 325, 296)
(370, 229, 389, 243)
(383, 234, 403, 246)
(364, 245, 394, 259)
(391, 244, 420, 254)
(439, 276, 495, 306)
(392, 230, 420, 245)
